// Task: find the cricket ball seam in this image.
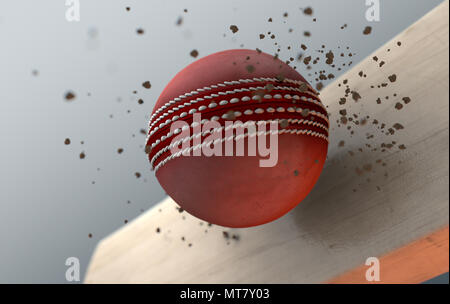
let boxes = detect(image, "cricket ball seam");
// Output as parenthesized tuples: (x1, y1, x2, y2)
(150, 118, 329, 169)
(149, 114, 329, 153)
(153, 127, 328, 172)
(147, 102, 329, 154)
(149, 77, 319, 123)
(150, 100, 329, 134)
(148, 84, 325, 132)
(146, 91, 328, 145)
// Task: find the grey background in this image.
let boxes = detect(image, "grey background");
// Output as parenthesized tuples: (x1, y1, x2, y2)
(0, 0, 446, 283)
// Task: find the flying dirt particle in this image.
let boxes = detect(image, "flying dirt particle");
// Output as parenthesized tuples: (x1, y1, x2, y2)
(303, 31, 311, 37)
(223, 231, 230, 239)
(339, 98, 346, 105)
(117, 148, 123, 154)
(79, 152, 85, 159)
(363, 26, 372, 35)
(395, 102, 403, 110)
(246, 65, 255, 73)
(88, 233, 92, 238)
(138, 98, 144, 104)
(268, 17, 272, 22)
(315, 82, 323, 91)
(252, 89, 265, 100)
(64, 91, 76, 101)
(293, 170, 299, 176)
(156, 227, 161, 233)
(259, 34, 265, 39)
(135, 172, 141, 178)
(299, 83, 308, 92)
(275, 73, 286, 82)
(32, 69, 39, 76)
(393, 123, 404, 130)
(301, 44, 307, 50)
(283, 12, 288, 17)
(303, 7, 313, 15)
(339, 109, 347, 116)
(301, 109, 310, 117)
(229, 25, 239, 33)
(372, 56, 378, 62)
(126, 7, 130, 11)
(399, 144, 406, 150)
(64, 138, 71, 145)
(279, 119, 289, 129)
(303, 56, 312, 65)
(144, 145, 152, 154)
(338, 140, 345, 147)
(176, 16, 183, 26)
(379, 61, 385, 67)
(223, 110, 236, 120)
(397, 41, 402, 46)
(136, 28, 144, 35)
(184, 9, 188, 13)
(265, 83, 274, 92)
(388, 74, 397, 82)
(124, 220, 128, 224)
(325, 51, 334, 65)
(142, 81, 151, 89)
(402, 97, 411, 104)
(351, 91, 361, 102)
(140, 129, 146, 135)
(190, 49, 199, 58)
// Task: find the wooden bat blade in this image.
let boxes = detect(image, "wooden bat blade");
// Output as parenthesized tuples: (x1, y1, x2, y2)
(85, 1, 449, 284)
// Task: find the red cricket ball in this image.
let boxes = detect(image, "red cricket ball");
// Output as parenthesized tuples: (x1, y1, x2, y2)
(146, 49, 329, 228)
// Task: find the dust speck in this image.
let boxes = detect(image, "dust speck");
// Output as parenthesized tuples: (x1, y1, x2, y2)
(363, 26, 372, 35)
(142, 81, 151, 89)
(229, 25, 239, 33)
(190, 49, 199, 58)
(65, 91, 76, 101)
